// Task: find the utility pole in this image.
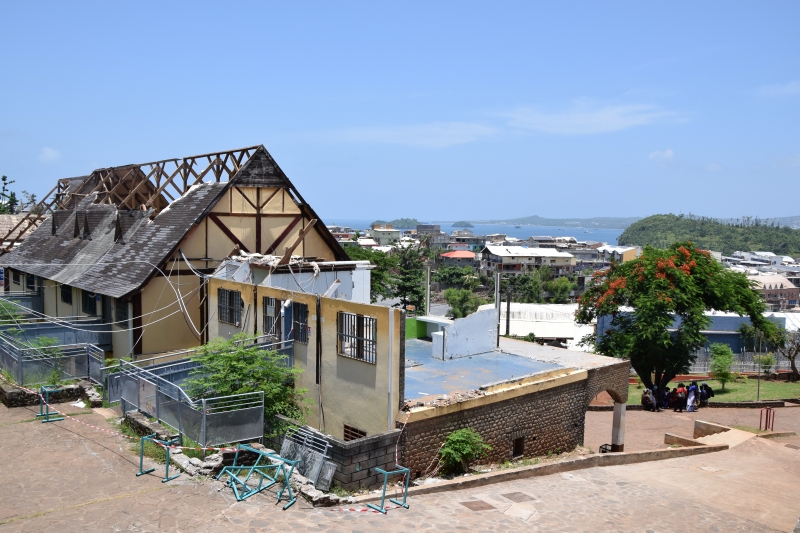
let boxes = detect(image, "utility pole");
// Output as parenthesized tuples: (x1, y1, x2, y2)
(506, 285, 511, 336)
(425, 265, 431, 316)
(495, 271, 501, 348)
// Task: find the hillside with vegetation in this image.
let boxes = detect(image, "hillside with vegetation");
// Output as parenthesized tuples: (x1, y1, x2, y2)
(474, 214, 641, 229)
(618, 214, 800, 256)
(371, 218, 420, 228)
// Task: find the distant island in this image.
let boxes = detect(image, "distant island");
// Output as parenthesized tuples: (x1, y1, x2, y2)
(371, 218, 420, 229)
(451, 221, 474, 228)
(618, 214, 800, 256)
(470, 215, 642, 229)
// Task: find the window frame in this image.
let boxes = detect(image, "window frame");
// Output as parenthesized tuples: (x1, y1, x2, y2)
(60, 284, 72, 305)
(82, 290, 97, 316)
(262, 296, 282, 339)
(115, 298, 129, 324)
(25, 274, 35, 292)
(12, 271, 20, 285)
(218, 288, 242, 326)
(292, 302, 309, 344)
(337, 311, 377, 364)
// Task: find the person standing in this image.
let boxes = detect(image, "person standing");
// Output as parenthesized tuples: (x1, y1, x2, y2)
(686, 381, 698, 412)
(674, 383, 687, 412)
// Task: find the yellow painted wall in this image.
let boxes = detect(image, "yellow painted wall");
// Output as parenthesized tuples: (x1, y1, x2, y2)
(206, 277, 402, 440)
(139, 273, 203, 355)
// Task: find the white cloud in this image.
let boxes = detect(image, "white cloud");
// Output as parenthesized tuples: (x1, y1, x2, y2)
(706, 163, 724, 173)
(502, 101, 674, 135)
(38, 147, 61, 163)
(648, 149, 674, 161)
(756, 81, 800, 97)
(332, 122, 498, 148)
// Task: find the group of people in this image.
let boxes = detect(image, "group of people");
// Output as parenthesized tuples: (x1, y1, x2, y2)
(641, 381, 715, 412)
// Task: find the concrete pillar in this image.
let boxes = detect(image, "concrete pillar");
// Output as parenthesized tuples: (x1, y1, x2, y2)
(611, 401, 626, 452)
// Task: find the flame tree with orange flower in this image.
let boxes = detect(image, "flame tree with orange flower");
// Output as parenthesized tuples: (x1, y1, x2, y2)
(576, 242, 775, 389)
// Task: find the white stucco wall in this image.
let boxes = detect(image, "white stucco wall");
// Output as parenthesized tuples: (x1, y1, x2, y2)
(441, 308, 498, 359)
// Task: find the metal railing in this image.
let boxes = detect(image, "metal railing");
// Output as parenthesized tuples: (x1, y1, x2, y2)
(689, 350, 794, 374)
(1, 290, 43, 313)
(104, 339, 291, 449)
(107, 360, 265, 448)
(0, 332, 105, 386)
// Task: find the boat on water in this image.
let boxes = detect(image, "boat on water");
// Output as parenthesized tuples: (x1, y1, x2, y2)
(515, 225, 521, 228)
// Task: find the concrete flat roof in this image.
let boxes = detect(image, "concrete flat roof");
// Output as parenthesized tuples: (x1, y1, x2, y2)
(404, 339, 563, 401)
(498, 337, 625, 370)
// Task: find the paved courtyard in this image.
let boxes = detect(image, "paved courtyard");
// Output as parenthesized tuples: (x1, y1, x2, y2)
(1, 401, 799, 532)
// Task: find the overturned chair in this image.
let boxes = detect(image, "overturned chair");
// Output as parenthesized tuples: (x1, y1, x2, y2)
(217, 444, 301, 510)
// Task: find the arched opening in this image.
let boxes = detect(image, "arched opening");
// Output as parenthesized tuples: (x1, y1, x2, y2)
(585, 388, 627, 453)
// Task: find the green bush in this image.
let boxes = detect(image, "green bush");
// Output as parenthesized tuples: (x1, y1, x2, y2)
(753, 353, 776, 374)
(709, 343, 734, 390)
(439, 428, 492, 475)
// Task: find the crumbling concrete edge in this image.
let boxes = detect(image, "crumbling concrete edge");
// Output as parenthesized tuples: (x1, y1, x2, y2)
(349, 444, 729, 504)
(756, 431, 797, 439)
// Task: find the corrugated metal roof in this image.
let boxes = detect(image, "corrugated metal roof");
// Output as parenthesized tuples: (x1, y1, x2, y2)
(483, 245, 574, 258)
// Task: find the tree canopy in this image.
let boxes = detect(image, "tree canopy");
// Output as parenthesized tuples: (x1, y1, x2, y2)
(394, 245, 427, 313)
(576, 241, 775, 389)
(344, 246, 398, 303)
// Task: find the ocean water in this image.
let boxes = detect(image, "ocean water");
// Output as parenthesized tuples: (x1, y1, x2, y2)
(324, 218, 623, 245)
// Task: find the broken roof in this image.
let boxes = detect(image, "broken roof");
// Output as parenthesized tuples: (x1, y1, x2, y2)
(0, 145, 348, 298)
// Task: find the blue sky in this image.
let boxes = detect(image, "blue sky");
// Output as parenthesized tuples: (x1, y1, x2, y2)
(1, 2, 798, 221)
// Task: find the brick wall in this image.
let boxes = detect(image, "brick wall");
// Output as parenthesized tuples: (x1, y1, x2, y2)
(268, 415, 401, 491)
(328, 430, 401, 490)
(397, 379, 588, 478)
(585, 361, 630, 405)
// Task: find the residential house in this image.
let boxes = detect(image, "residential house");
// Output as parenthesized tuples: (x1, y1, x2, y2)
(370, 224, 401, 246)
(0, 145, 349, 357)
(480, 245, 576, 277)
(747, 273, 800, 310)
(440, 250, 478, 267)
(597, 245, 639, 265)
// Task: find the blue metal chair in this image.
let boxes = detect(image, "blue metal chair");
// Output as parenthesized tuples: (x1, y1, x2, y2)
(367, 464, 411, 514)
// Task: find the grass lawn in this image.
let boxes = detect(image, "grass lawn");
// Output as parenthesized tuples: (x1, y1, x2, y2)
(627, 378, 800, 405)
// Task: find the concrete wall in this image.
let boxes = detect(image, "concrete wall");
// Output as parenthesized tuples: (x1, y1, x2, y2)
(440, 308, 497, 359)
(207, 277, 404, 441)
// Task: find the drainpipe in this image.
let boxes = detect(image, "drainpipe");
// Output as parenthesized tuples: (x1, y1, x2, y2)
(387, 308, 394, 432)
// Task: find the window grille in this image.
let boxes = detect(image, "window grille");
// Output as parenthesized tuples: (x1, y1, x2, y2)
(293, 302, 309, 344)
(262, 296, 282, 339)
(218, 288, 242, 326)
(337, 311, 377, 364)
(60, 284, 72, 305)
(26, 274, 35, 292)
(343, 424, 367, 441)
(115, 299, 129, 323)
(82, 290, 97, 315)
(12, 271, 20, 285)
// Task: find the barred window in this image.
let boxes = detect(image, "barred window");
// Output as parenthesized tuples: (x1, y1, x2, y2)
(337, 311, 377, 364)
(26, 274, 35, 292)
(115, 299, 129, 323)
(293, 302, 309, 344)
(262, 296, 282, 339)
(60, 284, 72, 305)
(218, 288, 242, 326)
(12, 271, 20, 285)
(82, 290, 97, 315)
(343, 424, 367, 441)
